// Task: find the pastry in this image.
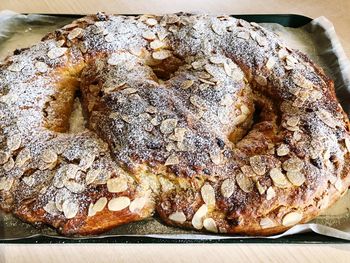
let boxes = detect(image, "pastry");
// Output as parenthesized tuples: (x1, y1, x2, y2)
(0, 13, 349, 236)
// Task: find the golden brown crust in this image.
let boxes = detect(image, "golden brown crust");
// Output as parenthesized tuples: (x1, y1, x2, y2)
(0, 13, 349, 236)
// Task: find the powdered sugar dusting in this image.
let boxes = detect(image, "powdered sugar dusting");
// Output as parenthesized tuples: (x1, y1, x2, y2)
(0, 13, 349, 236)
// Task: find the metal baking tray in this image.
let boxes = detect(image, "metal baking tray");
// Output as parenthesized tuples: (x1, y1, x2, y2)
(0, 13, 349, 244)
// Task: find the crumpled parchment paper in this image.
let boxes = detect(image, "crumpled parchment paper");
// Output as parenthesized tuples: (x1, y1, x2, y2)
(0, 10, 350, 241)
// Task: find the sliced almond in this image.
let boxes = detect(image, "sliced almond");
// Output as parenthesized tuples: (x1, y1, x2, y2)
(152, 50, 171, 60)
(211, 23, 225, 35)
(286, 171, 306, 186)
(223, 63, 232, 76)
(169, 211, 187, 223)
(286, 116, 300, 127)
(67, 27, 83, 40)
(165, 154, 179, 166)
(256, 181, 267, 195)
(191, 204, 208, 229)
(180, 80, 194, 90)
(0, 151, 10, 165)
(0, 177, 14, 191)
(107, 177, 128, 193)
(266, 186, 276, 200)
(169, 128, 187, 142)
(41, 149, 58, 163)
(241, 165, 256, 177)
(209, 56, 224, 64)
(107, 53, 122, 66)
(129, 46, 142, 56)
(192, 60, 206, 69)
(8, 63, 23, 72)
(201, 183, 216, 206)
(277, 144, 290, 156)
(47, 47, 67, 59)
(157, 31, 168, 41)
(221, 178, 235, 198)
(43, 201, 59, 216)
(278, 48, 289, 59)
(79, 155, 95, 171)
(255, 35, 267, 47)
(150, 40, 165, 50)
(260, 217, 276, 229)
(282, 157, 304, 172)
(249, 155, 266, 175)
(237, 31, 250, 40)
(93, 197, 108, 213)
(64, 180, 85, 194)
(282, 211, 303, 226)
(316, 109, 337, 128)
(85, 169, 100, 185)
(3, 158, 15, 172)
(203, 218, 218, 233)
(65, 164, 80, 179)
(7, 134, 21, 151)
(35, 61, 49, 73)
(129, 197, 147, 213)
(15, 148, 31, 167)
(62, 200, 79, 219)
(87, 203, 96, 217)
(269, 168, 290, 188)
(142, 31, 156, 40)
(266, 57, 276, 70)
(190, 95, 207, 110)
(236, 173, 253, 193)
(146, 18, 158, 26)
(108, 196, 131, 211)
(160, 118, 177, 134)
(209, 150, 223, 165)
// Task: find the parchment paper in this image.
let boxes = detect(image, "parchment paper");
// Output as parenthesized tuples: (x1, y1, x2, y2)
(1, 10, 350, 241)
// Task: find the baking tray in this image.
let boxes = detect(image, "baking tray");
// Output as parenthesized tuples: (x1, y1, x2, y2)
(1, 13, 349, 244)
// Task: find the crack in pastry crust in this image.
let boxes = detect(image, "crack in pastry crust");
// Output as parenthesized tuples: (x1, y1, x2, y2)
(0, 13, 349, 236)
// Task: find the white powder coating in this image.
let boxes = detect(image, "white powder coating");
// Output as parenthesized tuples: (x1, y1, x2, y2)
(0, 13, 349, 236)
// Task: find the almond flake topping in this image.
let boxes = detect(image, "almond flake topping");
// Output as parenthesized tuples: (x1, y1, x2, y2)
(152, 50, 171, 60)
(236, 173, 253, 193)
(260, 217, 276, 229)
(67, 27, 83, 40)
(108, 197, 131, 211)
(282, 212, 303, 226)
(269, 168, 290, 188)
(180, 80, 194, 90)
(169, 211, 187, 223)
(165, 154, 179, 166)
(47, 47, 67, 59)
(282, 157, 304, 172)
(221, 178, 235, 198)
(203, 218, 218, 233)
(142, 31, 156, 40)
(201, 183, 216, 206)
(191, 204, 208, 229)
(160, 118, 177, 134)
(150, 40, 165, 50)
(249, 155, 266, 175)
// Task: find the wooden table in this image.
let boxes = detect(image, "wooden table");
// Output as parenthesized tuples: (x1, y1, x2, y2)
(0, 0, 350, 262)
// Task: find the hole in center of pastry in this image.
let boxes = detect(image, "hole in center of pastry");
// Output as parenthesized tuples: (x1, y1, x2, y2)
(42, 64, 87, 133)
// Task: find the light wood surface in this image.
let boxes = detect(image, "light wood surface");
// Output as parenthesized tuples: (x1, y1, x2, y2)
(0, 1, 350, 262)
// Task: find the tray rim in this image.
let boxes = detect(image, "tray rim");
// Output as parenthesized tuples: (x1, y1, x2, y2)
(1, 12, 349, 244)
